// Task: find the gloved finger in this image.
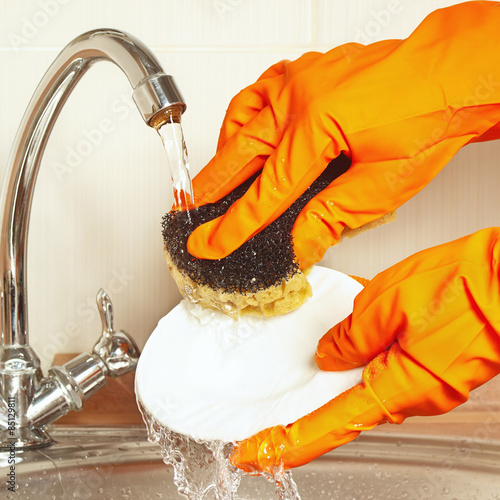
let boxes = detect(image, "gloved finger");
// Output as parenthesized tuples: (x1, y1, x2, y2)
(216, 72, 286, 151)
(291, 132, 475, 269)
(217, 53, 323, 151)
(314, 240, 450, 371)
(316, 228, 500, 372)
(188, 117, 349, 260)
(256, 60, 288, 80)
(192, 105, 283, 206)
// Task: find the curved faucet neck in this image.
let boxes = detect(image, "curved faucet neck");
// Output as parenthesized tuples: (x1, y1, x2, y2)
(0, 29, 185, 347)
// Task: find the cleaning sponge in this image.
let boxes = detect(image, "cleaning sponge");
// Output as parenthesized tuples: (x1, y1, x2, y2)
(162, 154, 351, 317)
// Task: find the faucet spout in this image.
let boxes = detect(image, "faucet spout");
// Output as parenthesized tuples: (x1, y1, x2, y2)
(0, 29, 184, 448)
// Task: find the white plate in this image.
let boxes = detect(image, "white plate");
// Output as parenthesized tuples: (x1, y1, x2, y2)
(135, 266, 364, 442)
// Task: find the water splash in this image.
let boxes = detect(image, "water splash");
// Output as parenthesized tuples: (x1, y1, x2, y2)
(157, 112, 194, 210)
(138, 400, 301, 499)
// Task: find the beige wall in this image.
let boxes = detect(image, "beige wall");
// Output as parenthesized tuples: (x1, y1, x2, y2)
(0, 0, 499, 408)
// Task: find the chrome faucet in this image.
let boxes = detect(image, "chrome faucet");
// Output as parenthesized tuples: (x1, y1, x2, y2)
(0, 29, 186, 449)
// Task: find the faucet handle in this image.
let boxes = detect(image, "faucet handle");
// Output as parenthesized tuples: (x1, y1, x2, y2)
(26, 289, 141, 430)
(97, 288, 114, 335)
(93, 288, 140, 378)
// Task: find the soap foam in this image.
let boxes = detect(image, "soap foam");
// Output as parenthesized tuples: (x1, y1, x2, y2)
(136, 266, 364, 442)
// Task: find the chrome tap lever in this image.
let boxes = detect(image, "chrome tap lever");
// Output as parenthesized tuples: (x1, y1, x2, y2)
(98, 288, 115, 336)
(93, 289, 140, 378)
(26, 289, 140, 432)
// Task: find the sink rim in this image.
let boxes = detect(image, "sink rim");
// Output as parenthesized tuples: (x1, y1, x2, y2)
(3, 426, 500, 500)
(4, 425, 500, 474)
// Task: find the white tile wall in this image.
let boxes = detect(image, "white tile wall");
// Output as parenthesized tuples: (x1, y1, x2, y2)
(0, 0, 312, 48)
(0, 0, 499, 417)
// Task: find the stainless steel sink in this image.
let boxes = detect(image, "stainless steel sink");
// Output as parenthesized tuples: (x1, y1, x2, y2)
(2, 426, 500, 499)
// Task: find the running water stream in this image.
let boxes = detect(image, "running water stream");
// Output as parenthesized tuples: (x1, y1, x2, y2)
(157, 111, 194, 210)
(142, 115, 302, 499)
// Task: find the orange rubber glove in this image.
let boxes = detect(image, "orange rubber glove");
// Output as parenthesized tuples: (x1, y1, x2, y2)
(231, 228, 500, 473)
(188, 1, 500, 269)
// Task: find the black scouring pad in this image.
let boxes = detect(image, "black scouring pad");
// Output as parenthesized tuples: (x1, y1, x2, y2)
(162, 154, 351, 296)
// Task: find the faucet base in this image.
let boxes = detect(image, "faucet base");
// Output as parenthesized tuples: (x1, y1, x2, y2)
(0, 426, 53, 450)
